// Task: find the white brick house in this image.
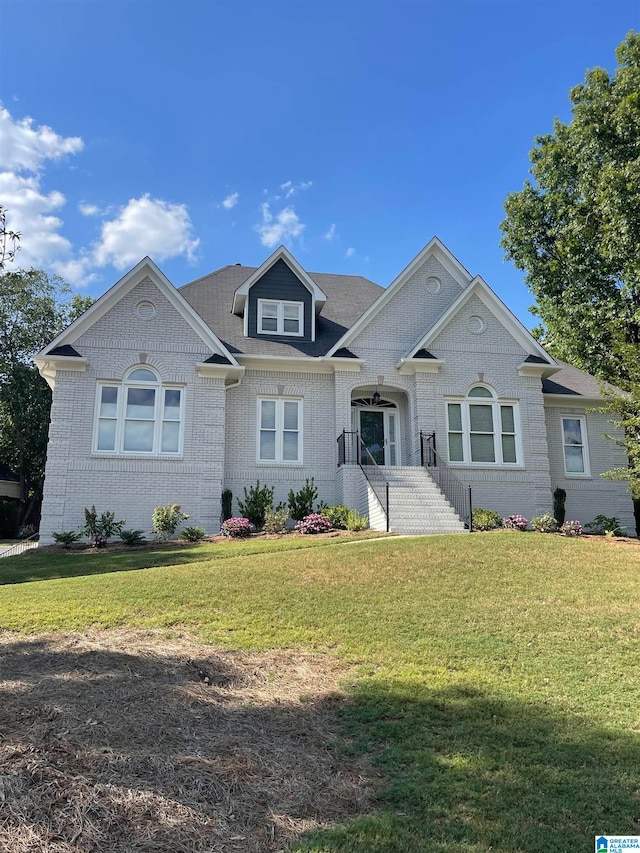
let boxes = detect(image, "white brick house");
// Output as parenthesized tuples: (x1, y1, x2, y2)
(35, 238, 635, 541)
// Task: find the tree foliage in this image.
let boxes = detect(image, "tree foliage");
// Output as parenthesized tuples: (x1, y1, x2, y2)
(500, 32, 640, 531)
(0, 205, 20, 270)
(0, 269, 93, 530)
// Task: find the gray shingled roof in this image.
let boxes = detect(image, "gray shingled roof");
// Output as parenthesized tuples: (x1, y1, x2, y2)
(179, 265, 383, 357)
(542, 361, 619, 398)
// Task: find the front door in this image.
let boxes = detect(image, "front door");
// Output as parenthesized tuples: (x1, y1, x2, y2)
(358, 408, 399, 465)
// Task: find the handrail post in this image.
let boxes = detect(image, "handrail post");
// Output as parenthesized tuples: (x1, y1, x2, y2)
(386, 482, 390, 532)
(420, 430, 424, 467)
(468, 485, 473, 532)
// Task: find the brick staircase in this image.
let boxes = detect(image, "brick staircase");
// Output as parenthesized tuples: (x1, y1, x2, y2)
(369, 466, 468, 535)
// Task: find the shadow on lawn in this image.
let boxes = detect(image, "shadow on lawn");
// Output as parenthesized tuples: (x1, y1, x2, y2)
(294, 679, 640, 853)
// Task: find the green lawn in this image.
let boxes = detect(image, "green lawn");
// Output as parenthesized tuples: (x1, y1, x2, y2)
(1, 532, 639, 852)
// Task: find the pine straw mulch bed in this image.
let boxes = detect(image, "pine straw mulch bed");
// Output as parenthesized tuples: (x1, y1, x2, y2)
(0, 629, 378, 852)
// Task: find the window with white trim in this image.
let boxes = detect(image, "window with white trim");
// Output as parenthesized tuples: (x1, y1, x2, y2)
(257, 299, 303, 336)
(447, 385, 520, 465)
(94, 367, 184, 455)
(257, 397, 302, 463)
(561, 416, 590, 476)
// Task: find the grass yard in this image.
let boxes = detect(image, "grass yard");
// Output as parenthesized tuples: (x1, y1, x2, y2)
(1, 532, 639, 852)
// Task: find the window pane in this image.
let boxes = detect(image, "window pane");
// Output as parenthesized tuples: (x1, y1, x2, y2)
(388, 414, 396, 442)
(470, 404, 493, 433)
(283, 401, 298, 430)
(127, 387, 155, 419)
(97, 419, 116, 451)
(261, 303, 278, 318)
(261, 316, 278, 332)
(565, 446, 585, 473)
(283, 304, 299, 319)
(563, 418, 583, 445)
(261, 400, 276, 429)
(259, 430, 276, 460)
(124, 420, 154, 451)
(164, 389, 181, 420)
(501, 406, 515, 434)
(468, 386, 492, 398)
(100, 386, 118, 418)
(128, 368, 157, 382)
(282, 431, 299, 461)
(448, 403, 462, 432)
(162, 421, 180, 453)
(448, 432, 464, 462)
(471, 433, 495, 462)
(283, 317, 300, 333)
(502, 434, 517, 463)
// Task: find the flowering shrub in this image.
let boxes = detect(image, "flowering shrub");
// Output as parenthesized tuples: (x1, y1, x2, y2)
(295, 513, 333, 535)
(560, 519, 583, 537)
(472, 508, 502, 531)
(152, 504, 189, 540)
(530, 512, 558, 533)
(502, 514, 528, 531)
(220, 517, 255, 538)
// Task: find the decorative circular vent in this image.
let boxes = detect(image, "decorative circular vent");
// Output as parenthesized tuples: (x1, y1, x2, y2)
(468, 315, 486, 334)
(136, 300, 157, 320)
(425, 276, 441, 294)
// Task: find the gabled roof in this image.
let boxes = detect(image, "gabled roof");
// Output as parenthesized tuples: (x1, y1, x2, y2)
(403, 275, 555, 365)
(542, 361, 619, 398)
(37, 257, 239, 366)
(231, 246, 327, 316)
(326, 237, 471, 356)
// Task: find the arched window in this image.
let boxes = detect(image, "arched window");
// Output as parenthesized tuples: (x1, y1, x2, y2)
(447, 385, 519, 466)
(94, 367, 183, 455)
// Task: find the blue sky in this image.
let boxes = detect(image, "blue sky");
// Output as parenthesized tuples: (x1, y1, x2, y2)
(0, 0, 636, 328)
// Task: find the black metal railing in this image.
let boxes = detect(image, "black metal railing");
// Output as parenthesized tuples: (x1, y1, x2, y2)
(0, 533, 39, 559)
(337, 429, 389, 532)
(420, 431, 473, 530)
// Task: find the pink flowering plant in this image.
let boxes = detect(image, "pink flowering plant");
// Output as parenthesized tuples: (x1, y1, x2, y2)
(220, 517, 255, 538)
(559, 519, 583, 537)
(502, 514, 528, 531)
(295, 513, 333, 535)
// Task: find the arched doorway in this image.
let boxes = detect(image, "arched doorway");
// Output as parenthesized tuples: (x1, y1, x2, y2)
(351, 395, 399, 465)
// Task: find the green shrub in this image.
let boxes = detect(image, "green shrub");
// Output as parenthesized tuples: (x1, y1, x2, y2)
(18, 524, 37, 540)
(585, 515, 625, 537)
(553, 487, 567, 527)
(472, 508, 502, 531)
(238, 481, 274, 528)
(321, 505, 350, 530)
(346, 509, 369, 532)
(221, 489, 233, 522)
(263, 506, 290, 534)
(288, 478, 319, 521)
(181, 526, 206, 542)
(52, 530, 82, 548)
(119, 529, 146, 547)
(152, 504, 189, 540)
(531, 512, 558, 533)
(83, 505, 125, 545)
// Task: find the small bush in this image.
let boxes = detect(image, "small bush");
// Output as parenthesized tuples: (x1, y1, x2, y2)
(503, 514, 528, 531)
(530, 512, 558, 533)
(584, 515, 625, 537)
(220, 517, 255, 538)
(560, 519, 583, 537)
(52, 530, 82, 548)
(321, 505, 350, 530)
(288, 478, 319, 521)
(18, 524, 37, 540)
(472, 508, 502, 531)
(83, 505, 125, 542)
(181, 526, 206, 542)
(263, 506, 290, 534)
(295, 513, 333, 535)
(152, 504, 189, 540)
(553, 487, 567, 526)
(346, 509, 369, 532)
(238, 481, 274, 528)
(119, 529, 146, 547)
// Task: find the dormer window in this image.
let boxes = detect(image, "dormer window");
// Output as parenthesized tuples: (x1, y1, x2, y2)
(258, 299, 304, 336)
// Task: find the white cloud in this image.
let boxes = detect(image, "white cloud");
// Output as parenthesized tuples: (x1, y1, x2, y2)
(279, 180, 313, 199)
(324, 223, 336, 241)
(93, 195, 200, 270)
(221, 192, 239, 210)
(254, 203, 305, 248)
(79, 202, 101, 216)
(0, 106, 83, 172)
(345, 247, 356, 258)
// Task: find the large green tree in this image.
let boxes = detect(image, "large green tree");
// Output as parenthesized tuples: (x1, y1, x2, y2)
(500, 31, 640, 533)
(0, 269, 93, 531)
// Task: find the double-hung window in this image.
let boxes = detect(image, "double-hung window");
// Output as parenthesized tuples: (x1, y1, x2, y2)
(257, 299, 303, 336)
(95, 367, 183, 455)
(447, 386, 519, 465)
(257, 397, 302, 463)
(561, 416, 590, 476)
